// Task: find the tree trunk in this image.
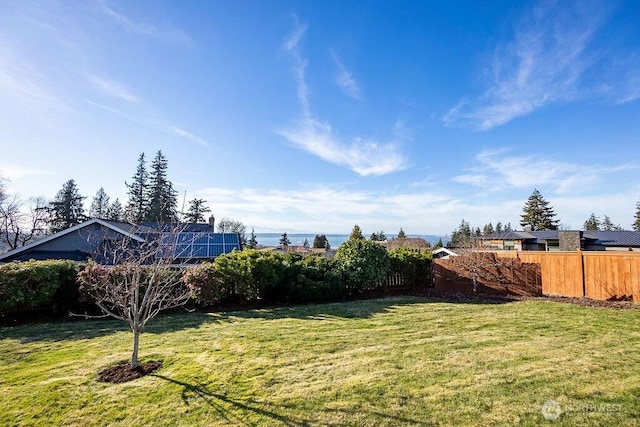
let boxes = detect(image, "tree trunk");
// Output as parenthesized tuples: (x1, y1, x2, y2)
(131, 328, 140, 369)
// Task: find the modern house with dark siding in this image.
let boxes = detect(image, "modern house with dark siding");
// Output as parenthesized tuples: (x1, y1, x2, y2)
(477, 230, 640, 252)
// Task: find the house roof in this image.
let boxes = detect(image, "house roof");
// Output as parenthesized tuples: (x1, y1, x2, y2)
(0, 218, 146, 262)
(478, 230, 640, 247)
(583, 230, 640, 247)
(0, 219, 241, 262)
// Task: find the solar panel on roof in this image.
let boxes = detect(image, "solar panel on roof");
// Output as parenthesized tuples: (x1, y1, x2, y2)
(159, 232, 241, 259)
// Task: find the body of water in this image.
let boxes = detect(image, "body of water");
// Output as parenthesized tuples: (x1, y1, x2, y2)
(253, 233, 442, 248)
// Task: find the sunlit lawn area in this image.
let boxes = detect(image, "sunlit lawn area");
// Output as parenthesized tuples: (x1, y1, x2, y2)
(1, 297, 640, 426)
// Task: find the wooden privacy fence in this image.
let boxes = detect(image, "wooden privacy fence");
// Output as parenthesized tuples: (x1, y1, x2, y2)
(433, 252, 542, 296)
(495, 251, 640, 302)
(434, 251, 640, 301)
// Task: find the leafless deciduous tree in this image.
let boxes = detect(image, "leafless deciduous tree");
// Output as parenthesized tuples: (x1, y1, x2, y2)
(77, 225, 194, 369)
(0, 195, 49, 251)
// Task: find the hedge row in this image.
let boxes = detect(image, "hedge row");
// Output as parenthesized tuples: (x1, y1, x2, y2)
(0, 260, 84, 315)
(0, 241, 433, 316)
(184, 242, 433, 306)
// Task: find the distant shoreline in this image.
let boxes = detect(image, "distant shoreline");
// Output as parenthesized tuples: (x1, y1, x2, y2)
(252, 233, 443, 248)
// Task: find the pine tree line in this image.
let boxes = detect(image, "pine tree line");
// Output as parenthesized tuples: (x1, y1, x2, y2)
(45, 150, 212, 233)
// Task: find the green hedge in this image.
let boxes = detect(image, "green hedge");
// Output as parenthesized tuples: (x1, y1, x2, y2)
(388, 247, 433, 289)
(184, 242, 433, 307)
(0, 260, 83, 315)
(183, 250, 346, 306)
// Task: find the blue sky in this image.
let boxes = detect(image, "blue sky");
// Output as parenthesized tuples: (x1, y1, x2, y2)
(1, 0, 639, 235)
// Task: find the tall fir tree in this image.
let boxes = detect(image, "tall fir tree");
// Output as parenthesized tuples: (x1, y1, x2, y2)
(633, 198, 640, 231)
(145, 151, 178, 223)
(601, 215, 622, 231)
(279, 231, 291, 249)
(247, 228, 258, 249)
(349, 224, 364, 240)
(125, 153, 149, 224)
(184, 198, 210, 223)
(106, 198, 124, 221)
(397, 228, 406, 238)
(583, 213, 601, 231)
(89, 187, 110, 219)
(48, 179, 86, 232)
(520, 189, 560, 231)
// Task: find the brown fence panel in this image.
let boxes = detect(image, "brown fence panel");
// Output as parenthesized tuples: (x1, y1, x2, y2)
(498, 252, 582, 297)
(433, 253, 542, 296)
(495, 251, 640, 301)
(582, 252, 640, 301)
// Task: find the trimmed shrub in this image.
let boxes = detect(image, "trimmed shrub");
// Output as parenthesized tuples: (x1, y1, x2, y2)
(184, 250, 344, 306)
(334, 239, 391, 295)
(388, 247, 433, 289)
(0, 260, 83, 315)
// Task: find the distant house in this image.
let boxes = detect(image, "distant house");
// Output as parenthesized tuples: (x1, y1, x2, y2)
(477, 230, 640, 252)
(432, 248, 458, 259)
(0, 218, 242, 263)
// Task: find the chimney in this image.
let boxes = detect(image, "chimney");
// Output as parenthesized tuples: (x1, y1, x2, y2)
(208, 215, 215, 232)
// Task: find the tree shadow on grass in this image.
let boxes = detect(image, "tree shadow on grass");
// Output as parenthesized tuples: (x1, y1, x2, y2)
(2, 294, 514, 343)
(152, 374, 432, 426)
(203, 293, 513, 323)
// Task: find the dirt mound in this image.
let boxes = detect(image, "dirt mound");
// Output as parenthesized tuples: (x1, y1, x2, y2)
(98, 360, 162, 383)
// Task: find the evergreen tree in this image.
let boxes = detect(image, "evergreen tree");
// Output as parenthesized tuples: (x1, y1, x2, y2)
(184, 198, 210, 223)
(448, 219, 472, 248)
(482, 222, 494, 235)
(89, 187, 110, 219)
(583, 213, 601, 231)
(520, 189, 560, 231)
(495, 222, 503, 233)
(601, 215, 622, 231)
(434, 238, 444, 249)
(370, 230, 386, 241)
(349, 224, 364, 240)
(313, 234, 329, 249)
(279, 232, 291, 249)
(397, 228, 406, 238)
(303, 238, 310, 249)
(48, 179, 86, 232)
(106, 198, 124, 221)
(247, 228, 258, 249)
(634, 199, 640, 231)
(146, 151, 178, 222)
(125, 153, 149, 224)
(505, 222, 513, 232)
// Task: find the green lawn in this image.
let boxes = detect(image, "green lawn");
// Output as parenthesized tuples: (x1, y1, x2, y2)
(1, 297, 639, 426)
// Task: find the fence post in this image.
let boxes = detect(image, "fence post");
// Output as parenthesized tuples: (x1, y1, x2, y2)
(579, 250, 586, 298)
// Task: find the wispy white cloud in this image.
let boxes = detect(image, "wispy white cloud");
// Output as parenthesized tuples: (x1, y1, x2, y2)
(332, 51, 360, 100)
(444, 1, 606, 130)
(87, 100, 208, 147)
(87, 75, 139, 103)
(169, 126, 208, 147)
(0, 51, 71, 115)
(0, 164, 53, 180)
(195, 182, 640, 234)
(97, 0, 191, 46)
(278, 117, 406, 176)
(280, 18, 407, 176)
(453, 148, 633, 194)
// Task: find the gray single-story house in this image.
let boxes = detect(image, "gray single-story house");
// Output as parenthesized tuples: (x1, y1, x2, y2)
(0, 218, 242, 263)
(477, 230, 640, 252)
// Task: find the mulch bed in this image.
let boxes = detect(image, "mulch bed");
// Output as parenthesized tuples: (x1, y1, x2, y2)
(98, 360, 162, 383)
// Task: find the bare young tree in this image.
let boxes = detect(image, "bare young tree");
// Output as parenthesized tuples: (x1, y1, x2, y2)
(77, 225, 194, 369)
(0, 195, 49, 251)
